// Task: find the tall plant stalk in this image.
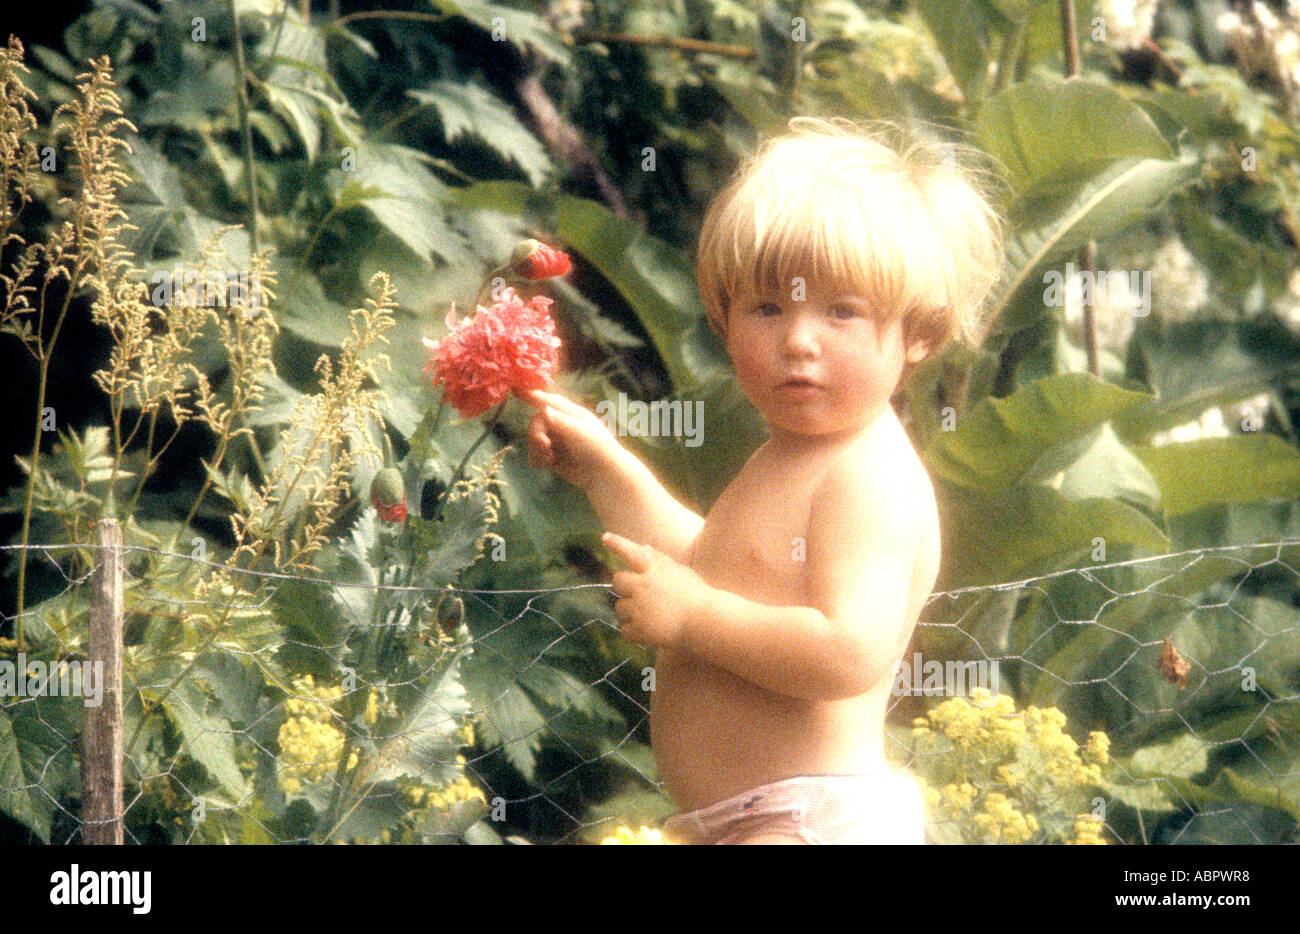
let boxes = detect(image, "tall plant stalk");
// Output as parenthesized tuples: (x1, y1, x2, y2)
(1059, 0, 1101, 377)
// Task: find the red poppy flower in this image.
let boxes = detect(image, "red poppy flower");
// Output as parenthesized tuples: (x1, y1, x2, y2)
(510, 239, 572, 279)
(370, 468, 408, 523)
(423, 288, 562, 418)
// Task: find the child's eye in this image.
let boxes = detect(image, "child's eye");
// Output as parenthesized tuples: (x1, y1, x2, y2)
(751, 302, 782, 317)
(829, 303, 859, 319)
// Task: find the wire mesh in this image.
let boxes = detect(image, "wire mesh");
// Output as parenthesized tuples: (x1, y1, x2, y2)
(2, 537, 1298, 844)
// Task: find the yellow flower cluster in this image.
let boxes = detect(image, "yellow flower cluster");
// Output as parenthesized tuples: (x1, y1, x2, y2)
(601, 825, 668, 845)
(971, 792, 1039, 844)
(277, 675, 358, 795)
(361, 758, 490, 843)
(1070, 815, 1108, 845)
(403, 757, 488, 811)
(911, 688, 1111, 845)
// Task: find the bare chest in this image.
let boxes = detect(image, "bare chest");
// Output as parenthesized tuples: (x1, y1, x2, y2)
(689, 468, 821, 604)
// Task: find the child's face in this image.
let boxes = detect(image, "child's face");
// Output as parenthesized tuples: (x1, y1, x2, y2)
(723, 278, 928, 442)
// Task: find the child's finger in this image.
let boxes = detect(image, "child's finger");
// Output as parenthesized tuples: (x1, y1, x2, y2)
(526, 412, 555, 466)
(541, 404, 587, 438)
(537, 391, 596, 421)
(518, 388, 550, 409)
(602, 532, 650, 572)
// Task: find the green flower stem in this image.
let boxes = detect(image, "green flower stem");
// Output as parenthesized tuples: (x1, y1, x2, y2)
(471, 267, 514, 310)
(180, 432, 233, 532)
(433, 399, 508, 521)
(282, 203, 343, 309)
(14, 261, 85, 650)
(227, 0, 260, 258)
(992, 16, 1029, 94)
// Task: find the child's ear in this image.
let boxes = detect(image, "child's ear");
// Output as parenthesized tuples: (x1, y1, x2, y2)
(905, 339, 931, 365)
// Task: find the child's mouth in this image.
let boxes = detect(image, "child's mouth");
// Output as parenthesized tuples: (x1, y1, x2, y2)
(777, 378, 821, 398)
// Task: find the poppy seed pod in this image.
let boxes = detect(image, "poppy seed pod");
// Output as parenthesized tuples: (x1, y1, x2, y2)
(370, 468, 408, 523)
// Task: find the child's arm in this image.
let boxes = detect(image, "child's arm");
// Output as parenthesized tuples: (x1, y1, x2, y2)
(524, 389, 703, 564)
(604, 460, 928, 700)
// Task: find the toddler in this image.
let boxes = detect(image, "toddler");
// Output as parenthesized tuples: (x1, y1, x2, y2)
(524, 117, 1004, 844)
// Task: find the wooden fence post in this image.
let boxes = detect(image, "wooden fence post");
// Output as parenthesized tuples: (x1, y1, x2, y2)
(81, 517, 123, 845)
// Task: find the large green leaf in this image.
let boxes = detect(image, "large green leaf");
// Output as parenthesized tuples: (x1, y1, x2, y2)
(372, 654, 470, 786)
(327, 141, 470, 266)
(984, 155, 1198, 340)
(0, 698, 80, 842)
(162, 682, 251, 801)
(1134, 436, 1300, 517)
(1057, 423, 1161, 509)
(926, 372, 1153, 494)
(975, 78, 1174, 196)
(913, 0, 991, 105)
(939, 485, 1170, 589)
(407, 81, 553, 186)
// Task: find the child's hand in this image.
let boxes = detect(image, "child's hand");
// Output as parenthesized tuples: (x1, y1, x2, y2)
(602, 531, 707, 648)
(521, 389, 622, 492)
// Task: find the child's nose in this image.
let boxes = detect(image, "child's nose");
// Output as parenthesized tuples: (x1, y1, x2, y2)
(782, 317, 819, 356)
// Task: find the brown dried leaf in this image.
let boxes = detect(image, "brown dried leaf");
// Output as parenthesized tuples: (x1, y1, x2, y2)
(1158, 637, 1190, 689)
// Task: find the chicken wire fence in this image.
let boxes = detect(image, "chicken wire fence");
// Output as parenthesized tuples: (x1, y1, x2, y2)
(2, 526, 1299, 845)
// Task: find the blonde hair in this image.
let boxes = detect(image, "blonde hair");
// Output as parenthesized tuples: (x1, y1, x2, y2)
(695, 117, 1006, 356)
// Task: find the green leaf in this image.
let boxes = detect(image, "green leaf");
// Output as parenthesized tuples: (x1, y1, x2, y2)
(1057, 423, 1161, 509)
(459, 607, 603, 780)
(407, 81, 553, 186)
(1162, 767, 1300, 823)
(327, 142, 469, 265)
(0, 704, 56, 841)
(517, 665, 622, 727)
(927, 373, 1153, 493)
(256, 16, 340, 162)
(192, 653, 264, 726)
(332, 785, 409, 842)
(428, 0, 572, 65)
(914, 0, 991, 105)
(1115, 317, 1300, 443)
(162, 682, 251, 801)
(985, 156, 1198, 340)
(1104, 733, 1209, 812)
(269, 259, 356, 348)
(1134, 436, 1300, 517)
(373, 654, 471, 786)
(940, 485, 1170, 589)
(468, 676, 545, 779)
(493, 446, 598, 558)
(975, 78, 1173, 196)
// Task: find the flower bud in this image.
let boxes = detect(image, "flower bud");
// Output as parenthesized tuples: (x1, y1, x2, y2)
(510, 239, 572, 279)
(438, 596, 465, 636)
(370, 468, 408, 523)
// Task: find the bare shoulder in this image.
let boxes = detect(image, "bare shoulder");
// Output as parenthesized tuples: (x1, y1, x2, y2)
(813, 418, 938, 538)
(803, 416, 941, 638)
